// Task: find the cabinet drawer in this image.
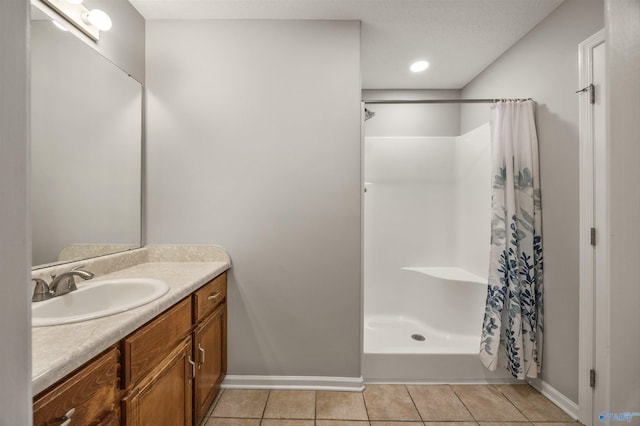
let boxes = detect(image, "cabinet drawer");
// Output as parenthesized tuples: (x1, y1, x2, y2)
(121, 297, 192, 388)
(193, 272, 227, 323)
(34, 347, 119, 426)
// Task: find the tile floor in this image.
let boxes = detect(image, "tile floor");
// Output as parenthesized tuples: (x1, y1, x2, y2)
(203, 384, 579, 425)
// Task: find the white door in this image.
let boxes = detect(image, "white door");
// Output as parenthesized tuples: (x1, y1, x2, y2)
(578, 29, 607, 426)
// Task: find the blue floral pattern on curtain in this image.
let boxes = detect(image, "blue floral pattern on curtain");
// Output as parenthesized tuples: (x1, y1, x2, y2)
(479, 100, 543, 380)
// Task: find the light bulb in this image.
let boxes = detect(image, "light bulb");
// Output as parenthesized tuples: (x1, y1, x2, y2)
(410, 60, 430, 73)
(83, 9, 112, 31)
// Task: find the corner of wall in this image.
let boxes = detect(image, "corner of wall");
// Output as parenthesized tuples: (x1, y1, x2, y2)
(0, 1, 32, 424)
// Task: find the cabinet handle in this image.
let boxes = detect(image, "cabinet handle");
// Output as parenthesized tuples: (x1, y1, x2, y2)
(188, 356, 196, 380)
(60, 407, 75, 426)
(198, 343, 205, 366)
(207, 292, 221, 301)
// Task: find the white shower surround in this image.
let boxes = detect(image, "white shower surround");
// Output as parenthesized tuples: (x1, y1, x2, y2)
(363, 124, 513, 382)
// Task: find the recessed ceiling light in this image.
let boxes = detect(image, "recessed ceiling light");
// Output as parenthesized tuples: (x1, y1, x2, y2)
(410, 60, 430, 73)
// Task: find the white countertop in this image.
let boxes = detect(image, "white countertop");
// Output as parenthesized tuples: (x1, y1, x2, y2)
(32, 261, 229, 395)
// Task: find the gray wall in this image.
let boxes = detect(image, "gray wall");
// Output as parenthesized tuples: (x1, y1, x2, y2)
(84, 0, 145, 83)
(362, 89, 461, 137)
(606, 0, 640, 411)
(460, 0, 604, 403)
(0, 0, 32, 424)
(146, 20, 362, 378)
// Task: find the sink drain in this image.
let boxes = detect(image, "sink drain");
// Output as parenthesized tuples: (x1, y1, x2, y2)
(411, 334, 426, 341)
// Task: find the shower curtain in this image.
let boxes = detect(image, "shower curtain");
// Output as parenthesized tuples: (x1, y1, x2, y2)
(479, 100, 543, 380)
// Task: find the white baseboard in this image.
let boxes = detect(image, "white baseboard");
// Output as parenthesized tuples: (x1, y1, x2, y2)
(528, 378, 579, 421)
(365, 378, 520, 385)
(222, 375, 365, 392)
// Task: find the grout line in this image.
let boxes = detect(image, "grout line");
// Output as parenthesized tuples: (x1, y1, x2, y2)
(495, 383, 534, 422)
(361, 384, 371, 423)
(313, 390, 317, 425)
(490, 383, 530, 423)
(361, 388, 371, 423)
(210, 415, 262, 419)
(316, 391, 370, 423)
(451, 383, 480, 423)
(261, 389, 271, 419)
(405, 384, 425, 422)
(492, 384, 533, 424)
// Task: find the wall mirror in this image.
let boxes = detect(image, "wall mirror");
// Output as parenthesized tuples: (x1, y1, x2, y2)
(31, 4, 142, 269)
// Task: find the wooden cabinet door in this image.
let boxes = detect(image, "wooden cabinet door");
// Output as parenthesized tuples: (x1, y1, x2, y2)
(122, 336, 193, 426)
(193, 304, 226, 425)
(96, 408, 120, 426)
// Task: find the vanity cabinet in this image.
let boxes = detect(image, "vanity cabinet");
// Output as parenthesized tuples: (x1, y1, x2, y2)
(33, 346, 119, 426)
(33, 271, 227, 426)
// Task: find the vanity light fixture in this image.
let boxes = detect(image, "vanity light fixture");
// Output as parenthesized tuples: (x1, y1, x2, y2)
(410, 60, 430, 73)
(41, 0, 112, 41)
(82, 9, 112, 31)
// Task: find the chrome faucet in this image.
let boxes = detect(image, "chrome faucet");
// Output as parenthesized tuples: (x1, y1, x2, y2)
(48, 266, 94, 297)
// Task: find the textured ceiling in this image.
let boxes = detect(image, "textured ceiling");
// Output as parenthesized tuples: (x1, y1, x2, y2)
(130, 0, 565, 89)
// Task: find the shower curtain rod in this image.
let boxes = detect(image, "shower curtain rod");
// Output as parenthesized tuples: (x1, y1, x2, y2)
(363, 98, 532, 104)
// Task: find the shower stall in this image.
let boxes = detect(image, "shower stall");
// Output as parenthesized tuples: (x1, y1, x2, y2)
(363, 104, 514, 382)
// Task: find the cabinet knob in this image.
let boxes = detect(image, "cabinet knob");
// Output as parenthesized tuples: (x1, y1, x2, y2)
(207, 292, 221, 302)
(60, 407, 75, 426)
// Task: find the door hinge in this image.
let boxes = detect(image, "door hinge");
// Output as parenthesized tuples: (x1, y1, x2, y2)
(590, 369, 596, 388)
(590, 227, 597, 246)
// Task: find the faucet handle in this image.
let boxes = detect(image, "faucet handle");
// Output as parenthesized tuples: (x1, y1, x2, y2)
(32, 278, 52, 302)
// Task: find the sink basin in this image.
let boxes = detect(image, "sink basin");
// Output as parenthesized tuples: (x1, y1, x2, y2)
(32, 278, 170, 327)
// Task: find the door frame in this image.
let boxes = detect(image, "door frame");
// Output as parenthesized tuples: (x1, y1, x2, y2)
(578, 28, 607, 426)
